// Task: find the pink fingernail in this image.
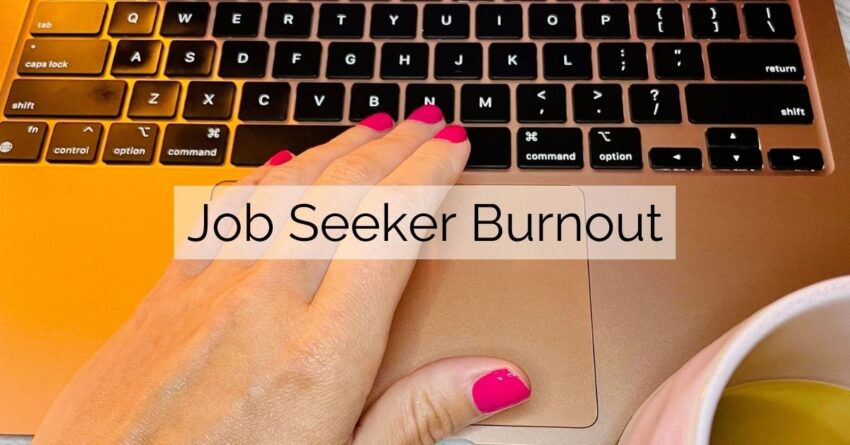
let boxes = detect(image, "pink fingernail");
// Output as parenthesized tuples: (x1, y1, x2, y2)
(472, 369, 531, 414)
(434, 125, 467, 143)
(359, 112, 395, 132)
(267, 150, 294, 166)
(408, 104, 444, 124)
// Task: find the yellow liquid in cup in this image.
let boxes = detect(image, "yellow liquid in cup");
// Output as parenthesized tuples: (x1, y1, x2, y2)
(710, 379, 850, 445)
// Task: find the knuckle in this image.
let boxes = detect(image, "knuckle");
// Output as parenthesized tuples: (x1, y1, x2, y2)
(405, 388, 456, 445)
(322, 152, 381, 185)
(261, 164, 308, 186)
(383, 131, 422, 149)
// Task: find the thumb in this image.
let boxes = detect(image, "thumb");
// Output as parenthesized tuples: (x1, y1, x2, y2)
(353, 357, 531, 445)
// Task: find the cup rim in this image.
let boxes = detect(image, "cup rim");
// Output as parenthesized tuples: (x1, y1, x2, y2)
(694, 275, 850, 445)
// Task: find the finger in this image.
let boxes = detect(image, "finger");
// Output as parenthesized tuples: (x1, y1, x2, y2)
(311, 125, 470, 351)
(249, 105, 447, 302)
(257, 113, 397, 188)
(353, 357, 531, 445)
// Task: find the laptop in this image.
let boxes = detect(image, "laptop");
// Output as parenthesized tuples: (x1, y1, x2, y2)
(1, 0, 849, 443)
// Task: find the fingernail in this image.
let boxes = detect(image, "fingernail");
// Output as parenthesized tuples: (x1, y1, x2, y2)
(267, 150, 294, 166)
(472, 369, 531, 414)
(434, 125, 467, 143)
(359, 112, 395, 132)
(408, 104, 443, 124)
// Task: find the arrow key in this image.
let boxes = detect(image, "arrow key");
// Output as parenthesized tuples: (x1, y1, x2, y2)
(706, 128, 759, 150)
(709, 148, 763, 171)
(768, 149, 824, 172)
(649, 148, 702, 171)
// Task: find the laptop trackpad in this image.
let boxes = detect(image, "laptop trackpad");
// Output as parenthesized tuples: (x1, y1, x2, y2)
(375, 259, 596, 427)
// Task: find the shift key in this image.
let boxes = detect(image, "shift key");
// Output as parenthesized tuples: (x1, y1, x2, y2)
(31, 1, 107, 35)
(5, 79, 126, 117)
(18, 39, 110, 75)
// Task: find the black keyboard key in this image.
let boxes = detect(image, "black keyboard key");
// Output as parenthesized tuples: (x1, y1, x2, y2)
(128, 81, 180, 119)
(219, 41, 268, 78)
(0, 122, 47, 162)
(327, 43, 375, 79)
(423, 4, 469, 39)
(273, 42, 321, 78)
(30, 1, 106, 36)
(517, 128, 583, 169)
(461, 85, 510, 123)
(380, 43, 428, 79)
(213, 2, 261, 37)
(529, 4, 576, 39)
(686, 84, 813, 124)
(706, 128, 763, 171)
(653, 43, 704, 80)
(768, 149, 824, 172)
(517, 84, 567, 123)
(17, 38, 109, 76)
(109, 2, 158, 36)
(708, 43, 803, 81)
(294, 83, 345, 122)
(160, 124, 228, 165)
(466, 128, 511, 169)
(476, 4, 522, 39)
(165, 41, 215, 77)
(405, 84, 454, 122)
(239, 82, 290, 121)
(706, 128, 759, 150)
(435, 43, 482, 79)
(573, 84, 623, 123)
(318, 4, 365, 39)
(232, 125, 350, 166)
(598, 43, 648, 80)
(266, 3, 313, 38)
(5, 79, 125, 117)
(489, 44, 537, 80)
(709, 148, 763, 171)
(582, 4, 630, 39)
(629, 85, 681, 124)
(111, 40, 162, 76)
(183, 81, 235, 120)
(46, 122, 102, 163)
(590, 128, 643, 170)
(690, 4, 740, 39)
(371, 4, 417, 39)
(543, 43, 592, 80)
(744, 3, 796, 39)
(102, 123, 158, 164)
(350, 84, 400, 121)
(649, 148, 702, 171)
(161, 2, 210, 37)
(636, 4, 684, 39)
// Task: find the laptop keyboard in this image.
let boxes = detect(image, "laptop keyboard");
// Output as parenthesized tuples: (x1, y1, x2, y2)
(0, 0, 828, 173)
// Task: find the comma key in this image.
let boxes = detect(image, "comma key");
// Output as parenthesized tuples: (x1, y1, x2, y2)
(0, 122, 47, 162)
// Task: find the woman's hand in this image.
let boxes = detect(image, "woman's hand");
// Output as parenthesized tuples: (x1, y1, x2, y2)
(34, 106, 531, 445)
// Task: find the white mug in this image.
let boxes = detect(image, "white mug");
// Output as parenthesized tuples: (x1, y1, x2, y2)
(619, 275, 850, 445)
